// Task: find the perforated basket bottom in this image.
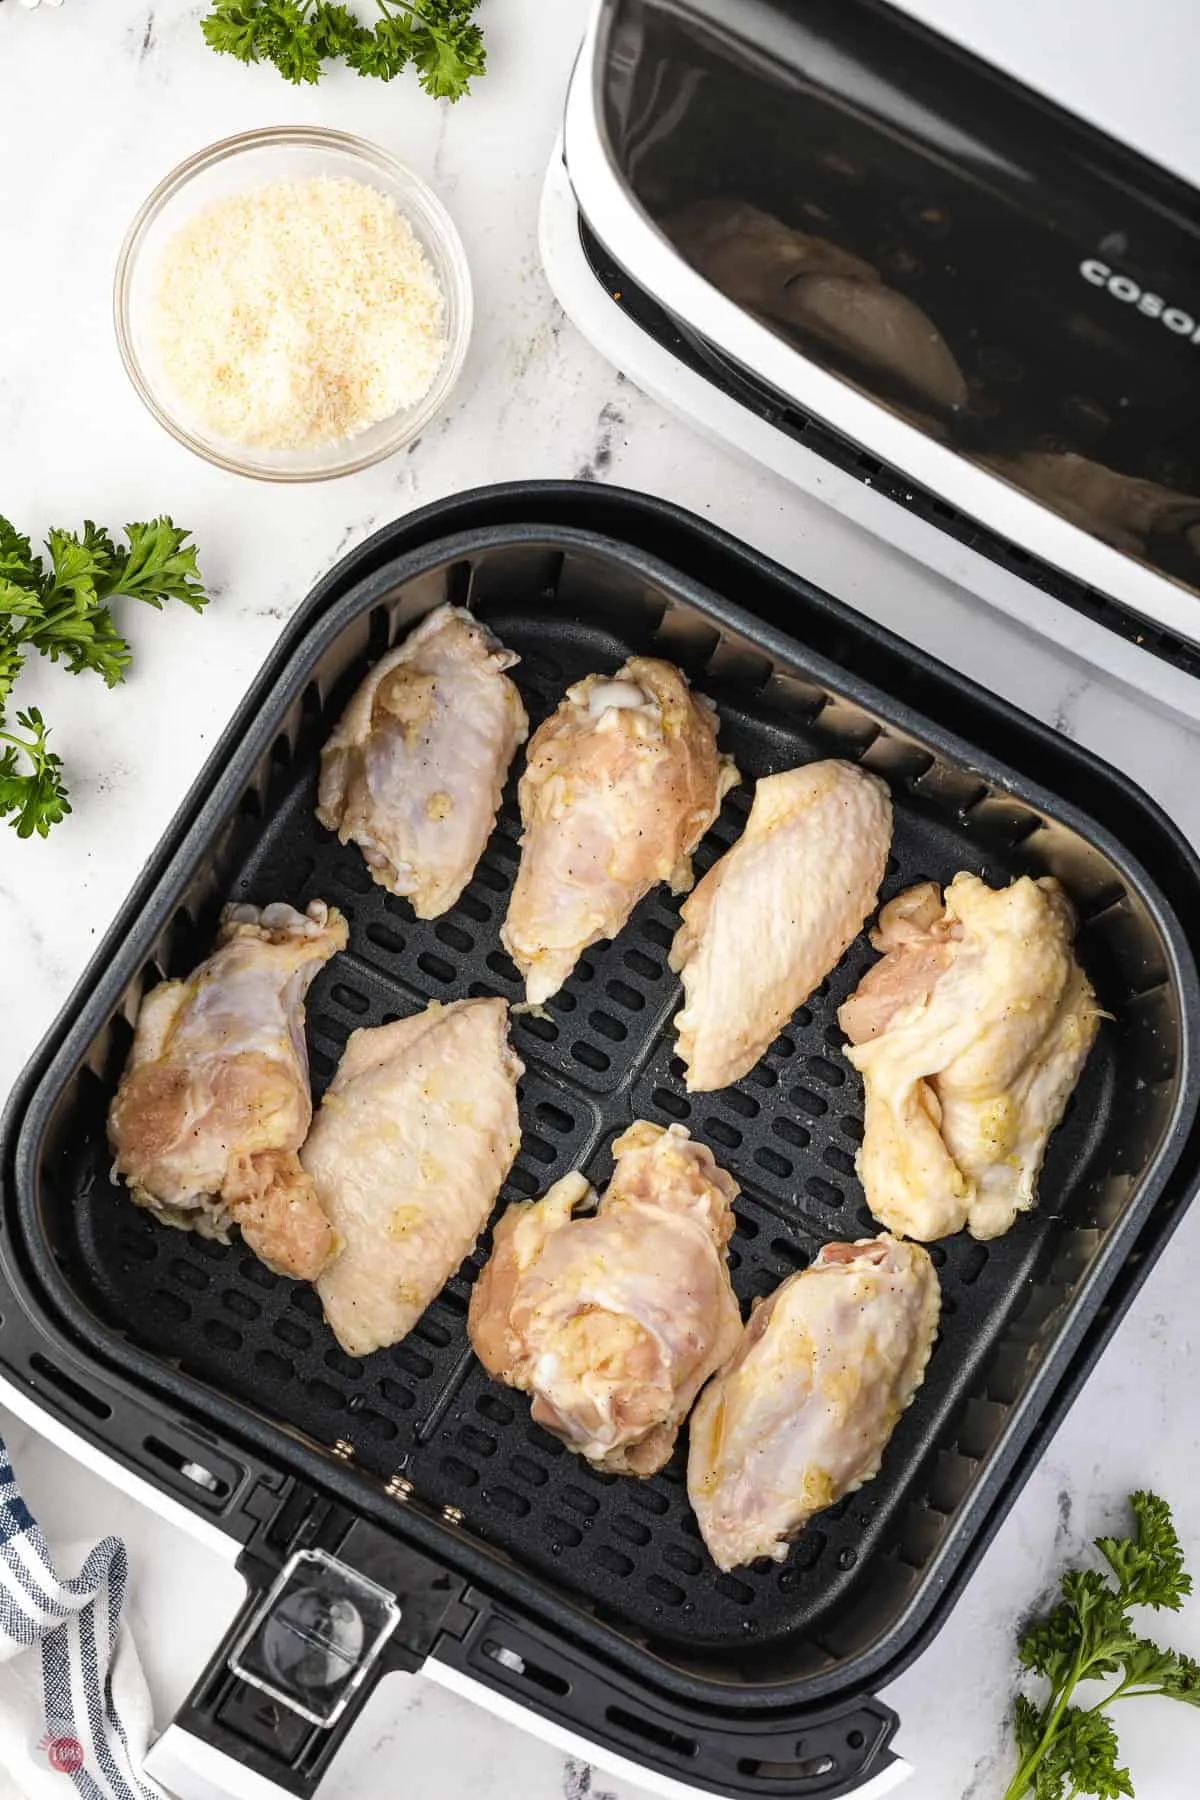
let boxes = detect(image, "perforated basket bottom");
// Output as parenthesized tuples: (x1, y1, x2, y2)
(68, 607, 1113, 1655)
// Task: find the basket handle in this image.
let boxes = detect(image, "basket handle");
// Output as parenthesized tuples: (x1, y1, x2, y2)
(425, 1659, 913, 1800)
(146, 1673, 913, 1800)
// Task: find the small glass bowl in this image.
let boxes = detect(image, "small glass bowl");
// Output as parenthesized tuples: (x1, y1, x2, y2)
(114, 126, 473, 482)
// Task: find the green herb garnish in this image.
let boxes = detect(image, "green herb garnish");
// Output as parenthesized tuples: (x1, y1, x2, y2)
(1005, 1491, 1200, 1799)
(201, 0, 487, 99)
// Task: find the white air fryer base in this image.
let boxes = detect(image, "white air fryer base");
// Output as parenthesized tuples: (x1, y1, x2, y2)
(0, 1372, 909, 1800)
(539, 150, 1200, 727)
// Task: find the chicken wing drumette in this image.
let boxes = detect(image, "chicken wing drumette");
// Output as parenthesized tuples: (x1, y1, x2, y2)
(108, 900, 347, 1281)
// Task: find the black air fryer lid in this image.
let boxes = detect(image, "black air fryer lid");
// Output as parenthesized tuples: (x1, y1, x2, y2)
(596, 0, 1200, 602)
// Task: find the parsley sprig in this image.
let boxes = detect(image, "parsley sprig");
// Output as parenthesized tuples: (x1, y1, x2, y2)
(0, 515, 207, 838)
(1005, 1491, 1200, 1799)
(200, 0, 487, 99)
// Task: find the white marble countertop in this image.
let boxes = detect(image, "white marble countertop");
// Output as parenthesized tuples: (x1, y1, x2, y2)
(2, 3, 1199, 1798)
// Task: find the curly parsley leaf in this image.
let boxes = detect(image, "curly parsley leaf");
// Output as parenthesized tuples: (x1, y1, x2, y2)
(1032, 1708, 1133, 1800)
(43, 521, 118, 609)
(0, 514, 209, 836)
(19, 595, 130, 688)
(1013, 1694, 1043, 1764)
(346, 11, 411, 79)
(202, 0, 324, 83)
(268, 2, 326, 83)
(1117, 1638, 1200, 1703)
(311, 1, 368, 59)
(200, 0, 487, 96)
(111, 519, 208, 612)
(1098, 1490, 1192, 1612)
(0, 516, 43, 594)
(0, 709, 71, 839)
(1005, 1493, 1197, 1800)
(400, 0, 485, 99)
(0, 640, 24, 713)
(200, 0, 273, 63)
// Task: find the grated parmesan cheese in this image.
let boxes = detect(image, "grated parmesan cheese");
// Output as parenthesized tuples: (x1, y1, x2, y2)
(153, 175, 448, 450)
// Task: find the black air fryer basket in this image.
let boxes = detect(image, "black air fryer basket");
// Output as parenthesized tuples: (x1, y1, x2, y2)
(3, 484, 1200, 1800)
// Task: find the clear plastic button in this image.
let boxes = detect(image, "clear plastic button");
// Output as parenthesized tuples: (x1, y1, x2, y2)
(228, 1548, 401, 1727)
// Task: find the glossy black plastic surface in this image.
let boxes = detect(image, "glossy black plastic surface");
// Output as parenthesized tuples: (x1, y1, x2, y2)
(600, 0, 1200, 591)
(45, 601, 1123, 1660)
(577, 215, 1200, 679)
(7, 512, 1198, 1724)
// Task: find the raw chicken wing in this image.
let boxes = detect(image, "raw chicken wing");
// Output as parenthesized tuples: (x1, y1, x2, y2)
(671, 761, 892, 1090)
(688, 1235, 939, 1570)
(839, 873, 1100, 1241)
(501, 658, 738, 1003)
(469, 1122, 742, 1475)
(107, 900, 347, 1281)
(317, 604, 528, 917)
(307, 999, 522, 1357)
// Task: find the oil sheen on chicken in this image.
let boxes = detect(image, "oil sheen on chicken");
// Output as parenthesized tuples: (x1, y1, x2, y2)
(688, 1235, 940, 1571)
(107, 900, 347, 1282)
(839, 873, 1100, 1242)
(501, 657, 739, 1004)
(317, 604, 529, 918)
(469, 1122, 743, 1475)
(671, 760, 892, 1091)
(306, 999, 522, 1358)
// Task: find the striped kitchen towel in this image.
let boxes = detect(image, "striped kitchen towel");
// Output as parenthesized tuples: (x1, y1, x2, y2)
(0, 1434, 162, 1800)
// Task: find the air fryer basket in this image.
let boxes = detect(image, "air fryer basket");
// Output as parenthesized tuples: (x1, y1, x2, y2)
(4, 494, 1200, 1796)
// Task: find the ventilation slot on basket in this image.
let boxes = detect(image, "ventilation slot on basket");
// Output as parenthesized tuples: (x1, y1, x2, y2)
(605, 1706, 698, 1761)
(29, 1353, 112, 1422)
(737, 1753, 837, 1782)
(481, 1639, 570, 1697)
(143, 1435, 233, 1503)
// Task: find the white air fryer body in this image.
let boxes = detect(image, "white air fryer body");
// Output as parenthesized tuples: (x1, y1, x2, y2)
(544, 0, 1200, 718)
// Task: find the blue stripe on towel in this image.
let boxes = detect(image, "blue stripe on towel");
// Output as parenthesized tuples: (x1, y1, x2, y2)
(1, 1432, 162, 1799)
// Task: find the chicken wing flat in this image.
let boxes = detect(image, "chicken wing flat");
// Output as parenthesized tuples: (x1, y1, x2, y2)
(688, 1235, 939, 1571)
(501, 657, 739, 1004)
(107, 900, 347, 1281)
(670, 761, 892, 1090)
(469, 1122, 742, 1475)
(307, 998, 522, 1357)
(317, 604, 529, 918)
(839, 873, 1100, 1242)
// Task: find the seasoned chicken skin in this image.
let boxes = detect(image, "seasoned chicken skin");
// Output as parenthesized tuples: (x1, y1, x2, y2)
(688, 1235, 939, 1571)
(107, 900, 347, 1281)
(671, 761, 892, 1090)
(839, 874, 1100, 1242)
(501, 658, 738, 1004)
(317, 604, 528, 918)
(307, 999, 522, 1357)
(469, 1122, 742, 1475)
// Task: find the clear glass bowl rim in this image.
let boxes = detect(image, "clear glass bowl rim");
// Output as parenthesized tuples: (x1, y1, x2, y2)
(113, 124, 474, 483)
